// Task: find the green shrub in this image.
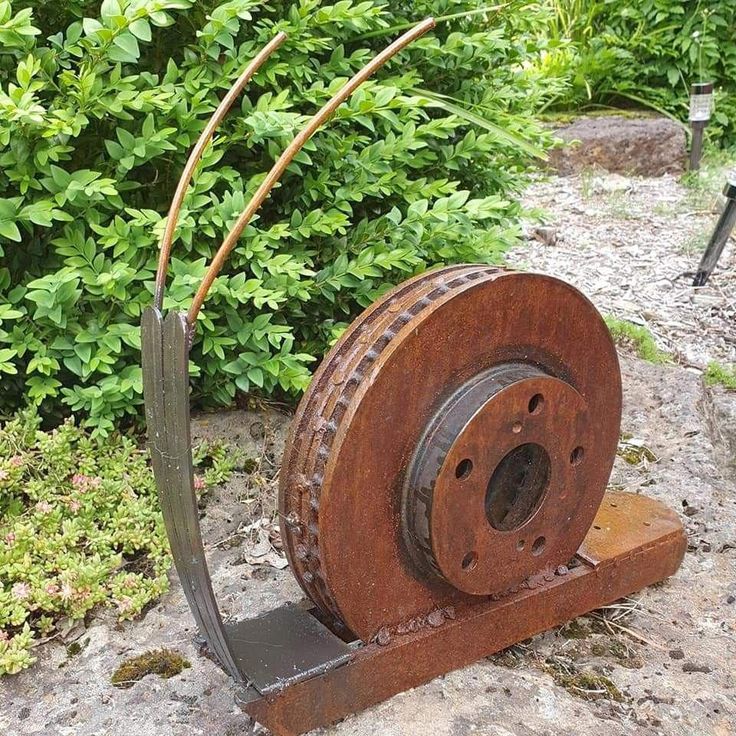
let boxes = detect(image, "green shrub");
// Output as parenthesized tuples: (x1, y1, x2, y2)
(0, 409, 232, 676)
(0, 0, 555, 435)
(540, 1, 736, 143)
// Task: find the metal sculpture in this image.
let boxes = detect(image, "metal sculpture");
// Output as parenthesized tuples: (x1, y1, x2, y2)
(142, 18, 686, 736)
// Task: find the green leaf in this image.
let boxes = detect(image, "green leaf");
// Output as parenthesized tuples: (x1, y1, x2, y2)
(82, 18, 104, 36)
(100, 0, 122, 23)
(409, 88, 547, 160)
(247, 367, 264, 388)
(110, 32, 140, 63)
(129, 19, 151, 42)
(0, 221, 21, 241)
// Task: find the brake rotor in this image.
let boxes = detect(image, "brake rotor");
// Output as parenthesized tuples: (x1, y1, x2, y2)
(279, 266, 621, 640)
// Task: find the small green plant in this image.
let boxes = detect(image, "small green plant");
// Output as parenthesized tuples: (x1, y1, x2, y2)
(652, 201, 675, 218)
(704, 361, 736, 389)
(681, 147, 736, 213)
(604, 316, 670, 364)
(0, 409, 231, 676)
(606, 191, 636, 221)
(580, 167, 595, 199)
(679, 231, 709, 256)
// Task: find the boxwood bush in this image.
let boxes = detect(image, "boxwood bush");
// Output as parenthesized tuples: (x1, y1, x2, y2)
(0, 0, 555, 435)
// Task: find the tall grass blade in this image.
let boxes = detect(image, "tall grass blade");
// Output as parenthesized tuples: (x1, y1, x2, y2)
(409, 87, 547, 160)
(355, 5, 511, 41)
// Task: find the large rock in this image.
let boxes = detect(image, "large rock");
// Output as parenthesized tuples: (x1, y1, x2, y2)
(548, 115, 687, 176)
(4, 358, 736, 736)
(708, 386, 736, 479)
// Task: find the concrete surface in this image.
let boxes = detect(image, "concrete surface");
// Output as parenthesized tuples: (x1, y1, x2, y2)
(2, 355, 735, 736)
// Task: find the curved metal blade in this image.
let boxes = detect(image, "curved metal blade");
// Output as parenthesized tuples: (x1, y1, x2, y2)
(142, 307, 244, 682)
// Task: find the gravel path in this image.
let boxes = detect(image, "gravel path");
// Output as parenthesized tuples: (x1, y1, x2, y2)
(510, 170, 736, 368)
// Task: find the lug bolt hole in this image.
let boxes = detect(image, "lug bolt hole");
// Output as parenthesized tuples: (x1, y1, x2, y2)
(462, 551, 478, 570)
(455, 458, 473, 480)
(516, 539, 525, 551)
(512, 421, 523, 434)
(532, 536, 546, 556)
(570, 446, 585, 465)
(528, 394, 545, 414)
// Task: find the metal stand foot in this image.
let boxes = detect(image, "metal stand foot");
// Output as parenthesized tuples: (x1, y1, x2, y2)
(241, 492, 686, 736)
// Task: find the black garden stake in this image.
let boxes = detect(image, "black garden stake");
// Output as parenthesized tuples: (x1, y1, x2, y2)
(693, 175, 736, 286)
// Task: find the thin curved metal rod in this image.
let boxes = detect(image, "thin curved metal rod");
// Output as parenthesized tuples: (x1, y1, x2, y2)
(153, 31, 288, 311)
(187, 16, 436, 325)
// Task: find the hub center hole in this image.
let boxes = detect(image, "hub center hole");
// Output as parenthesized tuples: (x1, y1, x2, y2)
(486, 443, 550, 531)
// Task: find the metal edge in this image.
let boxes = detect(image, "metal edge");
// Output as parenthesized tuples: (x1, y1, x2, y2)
(141, 307, 167, 497)
(159, 311, 244, 683)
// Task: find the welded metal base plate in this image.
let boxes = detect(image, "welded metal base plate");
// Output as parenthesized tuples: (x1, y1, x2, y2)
(225, 604, 353, 695)
(242, 492, 686, 735)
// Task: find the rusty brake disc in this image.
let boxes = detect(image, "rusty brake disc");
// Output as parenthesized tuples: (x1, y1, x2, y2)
(279, 266, 622, 640)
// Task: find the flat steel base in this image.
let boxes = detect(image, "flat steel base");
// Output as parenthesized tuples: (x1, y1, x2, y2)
(242, 492, 686, 736)
(224, 603, 353, 695)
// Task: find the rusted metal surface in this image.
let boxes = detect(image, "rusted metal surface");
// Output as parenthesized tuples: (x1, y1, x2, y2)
(404, 364, 597, 596)
(153, 33, 287, 310)
(245, 491, 686, 736)
(280, 266, 622, 639)
(279, 264, 483, 619)
(577, 490, 687, 565)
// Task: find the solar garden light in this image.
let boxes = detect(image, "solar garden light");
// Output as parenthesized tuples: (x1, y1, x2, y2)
(693, 172, 736, 286)
(689, 82, 714, 171)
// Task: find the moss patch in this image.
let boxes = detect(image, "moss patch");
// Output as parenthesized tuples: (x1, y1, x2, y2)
(490, 645, 528, 668)
(111, 649, 191, 689)
(559, 618, 591, 640)
(617, 441, 657, 465)
(604, 316, 670, 364)
(704, 361, 736, 390)
(543, 658, 625, 702)
(618, 445, 657, 465)
(66, 641, 85, 657)
(591, 638, 644, 669)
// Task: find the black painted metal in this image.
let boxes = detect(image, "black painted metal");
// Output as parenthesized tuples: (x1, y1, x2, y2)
(693, 179, 736, 286)
(689, 120, 706, 172)
(224, 605, 354, 695)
